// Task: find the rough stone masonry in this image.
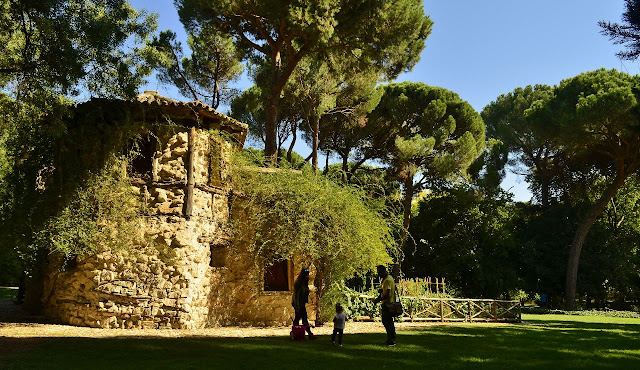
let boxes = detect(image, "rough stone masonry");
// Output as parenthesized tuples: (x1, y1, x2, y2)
(39, 92, 311, 329)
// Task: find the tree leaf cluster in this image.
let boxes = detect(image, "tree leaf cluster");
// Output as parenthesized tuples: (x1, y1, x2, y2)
(600, 0, 640, 60)
(146, 29, 243, 108)
(32, 156, 147, 267)
(0, 0, 157, 98)
(230, 153, 395, 320)
(178, 0, 432, 163)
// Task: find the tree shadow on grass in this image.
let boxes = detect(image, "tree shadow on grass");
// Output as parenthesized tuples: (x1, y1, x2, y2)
(2, 321, 640, 369)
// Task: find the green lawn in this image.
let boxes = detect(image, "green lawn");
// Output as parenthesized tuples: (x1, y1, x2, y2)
(2, 314, 640, 369)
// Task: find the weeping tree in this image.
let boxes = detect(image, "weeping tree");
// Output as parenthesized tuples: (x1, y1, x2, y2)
(532, 69, 640, 309)
(231, 156, 395, 321)
(176, 0, 432, 165)
(367, 82, 486, 255)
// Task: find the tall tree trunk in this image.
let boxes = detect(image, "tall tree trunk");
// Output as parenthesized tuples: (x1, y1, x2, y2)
(323, 150, 330, 175)
(311, 113, 320, 173)
(342, 154, 349, 183)
(287, 122, 297, 165)
(265, 94, 279, 166)
(265, 52, 282, 166)
(401, 175, 415, 254)
(313, 257, 328, 324)
(213, 49, 221, 109)
(565, 172, 627, 309)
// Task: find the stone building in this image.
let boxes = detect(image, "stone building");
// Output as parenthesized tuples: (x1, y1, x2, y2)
(38, 91, 311, 329)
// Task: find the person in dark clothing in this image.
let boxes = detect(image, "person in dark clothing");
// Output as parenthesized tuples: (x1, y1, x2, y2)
(373, 265, 396, 346)
(292, 268, 316, 339)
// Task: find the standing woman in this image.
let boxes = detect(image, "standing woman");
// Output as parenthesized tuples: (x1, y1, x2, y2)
(292, 268, 317, 339)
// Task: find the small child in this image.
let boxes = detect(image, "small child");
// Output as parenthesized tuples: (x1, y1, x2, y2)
(332, 303, 347, 346)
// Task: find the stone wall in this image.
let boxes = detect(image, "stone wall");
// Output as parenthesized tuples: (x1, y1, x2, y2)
(41, 126, 313, 328)
(42, 128, 227, 329)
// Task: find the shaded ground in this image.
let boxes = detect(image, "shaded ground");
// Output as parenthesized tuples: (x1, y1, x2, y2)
(2, 286, 640, 369)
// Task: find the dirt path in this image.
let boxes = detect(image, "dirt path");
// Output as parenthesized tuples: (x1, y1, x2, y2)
(1, 317, 509, 340)
(0, 320, 446, 339)
(0, 300, 512, 359)
(0, 295, 510, 357)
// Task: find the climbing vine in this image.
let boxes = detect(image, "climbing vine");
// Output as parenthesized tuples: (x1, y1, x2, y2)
(230, 151, 396, 321)
(0, 97, 172, 273)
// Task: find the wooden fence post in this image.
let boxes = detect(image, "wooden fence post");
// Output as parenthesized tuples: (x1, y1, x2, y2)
(440, 299, 445, 322)
(182, 126, 196, 219)
(409, 304, 413, 322)
(492, 301, 498, 322)
(468, 300, 472, 322)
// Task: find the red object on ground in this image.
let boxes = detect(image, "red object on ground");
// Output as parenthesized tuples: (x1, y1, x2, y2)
(290, 324, 306, 341)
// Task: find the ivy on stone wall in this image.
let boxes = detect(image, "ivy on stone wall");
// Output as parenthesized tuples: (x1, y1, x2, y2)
(0, 97, 168, 275)
(32, 156, 146, 268)
(230, 151, 396, 321)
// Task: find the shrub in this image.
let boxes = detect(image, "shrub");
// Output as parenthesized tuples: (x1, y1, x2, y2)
(231, 153, 396, 321)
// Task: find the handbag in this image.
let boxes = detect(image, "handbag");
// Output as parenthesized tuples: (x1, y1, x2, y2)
(384, 285, 404, 317)
(290, 324, 306, 341)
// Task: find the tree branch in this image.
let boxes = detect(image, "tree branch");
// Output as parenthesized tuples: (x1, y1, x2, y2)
(229, 20, 270, 55)
(250, 15, 276, 51)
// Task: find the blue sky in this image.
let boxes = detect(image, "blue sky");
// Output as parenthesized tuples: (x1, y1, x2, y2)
(130, 0, 633, 202)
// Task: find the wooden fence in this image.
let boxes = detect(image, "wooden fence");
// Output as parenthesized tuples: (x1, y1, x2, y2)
(370, 277, 447, 296)
(358, 295, 521, 323)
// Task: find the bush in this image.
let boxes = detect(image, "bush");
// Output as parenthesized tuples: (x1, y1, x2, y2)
(32, 156, 146, 267)
(231, 153, 396, 321)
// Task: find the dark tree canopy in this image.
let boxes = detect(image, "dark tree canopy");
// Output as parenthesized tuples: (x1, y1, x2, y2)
(176, 0, 432, 164)
(0, 0, 157, 98)
(533, 69, 640, 309)
(368, 82, 485, 254)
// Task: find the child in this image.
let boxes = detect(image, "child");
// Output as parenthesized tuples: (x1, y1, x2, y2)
(332, 303, 347, 346)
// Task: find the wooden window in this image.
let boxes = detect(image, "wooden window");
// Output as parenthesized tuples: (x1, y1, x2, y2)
(128, 135, 157, 178)
(264, 260, 290, 291)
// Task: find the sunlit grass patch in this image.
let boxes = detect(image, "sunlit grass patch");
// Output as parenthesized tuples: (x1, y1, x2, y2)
(459, 356, 492, 363)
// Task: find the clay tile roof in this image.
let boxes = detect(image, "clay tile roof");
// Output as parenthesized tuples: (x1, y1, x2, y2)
(76, 91, 249, 147)
(134, 90, 248, 134)
(136, 90, 181, 105)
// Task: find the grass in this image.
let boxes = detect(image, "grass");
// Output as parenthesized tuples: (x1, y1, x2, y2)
(2, 314, 640, 369)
